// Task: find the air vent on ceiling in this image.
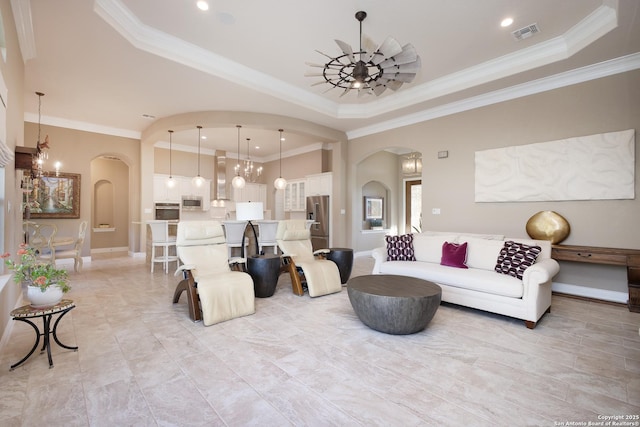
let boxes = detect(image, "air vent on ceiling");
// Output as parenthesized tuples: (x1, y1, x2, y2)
(512, 23, 540, 41)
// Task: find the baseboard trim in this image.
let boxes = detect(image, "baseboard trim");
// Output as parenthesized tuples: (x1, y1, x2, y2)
(91, 247, 129, 254)
(551, 281, 628, 304)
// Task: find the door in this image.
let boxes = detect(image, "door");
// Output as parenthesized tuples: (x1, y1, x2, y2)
(405, 180, 422, 234)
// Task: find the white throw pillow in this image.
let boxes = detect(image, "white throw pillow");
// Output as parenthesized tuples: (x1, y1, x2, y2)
(465, 237, 506, 270)
(413, 233, 458, 263)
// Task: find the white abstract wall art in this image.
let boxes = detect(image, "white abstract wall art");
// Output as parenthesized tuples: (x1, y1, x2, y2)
(475, 129, 635, 202)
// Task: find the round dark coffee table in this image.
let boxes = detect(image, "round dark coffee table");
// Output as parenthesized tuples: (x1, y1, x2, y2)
(347, 275, 441, 335)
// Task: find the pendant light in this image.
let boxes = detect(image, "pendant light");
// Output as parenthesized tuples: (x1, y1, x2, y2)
(192, 125, 205, 187)
(232, 125, 246, 189)
(274, 129, 287, 190)
(166, 130, 176, 188)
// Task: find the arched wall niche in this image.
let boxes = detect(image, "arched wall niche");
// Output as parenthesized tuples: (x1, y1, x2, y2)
(93, 179, 113, 227)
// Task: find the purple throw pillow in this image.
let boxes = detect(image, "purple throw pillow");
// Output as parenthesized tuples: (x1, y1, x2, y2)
(441, 241, 468, 269)
(495, 241, 541, 279)
(386, 234, 416, 261)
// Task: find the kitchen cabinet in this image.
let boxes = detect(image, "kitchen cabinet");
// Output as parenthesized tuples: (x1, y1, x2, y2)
(285, 179, 306, 211)
(233, 182, 266, 205)
(306, 172, 332, 196)
(153, 174, 211, 209)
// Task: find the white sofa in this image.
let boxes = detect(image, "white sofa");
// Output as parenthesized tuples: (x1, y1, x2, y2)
(371, 231, 560, 329)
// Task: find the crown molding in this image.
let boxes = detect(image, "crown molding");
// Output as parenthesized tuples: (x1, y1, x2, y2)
(93, 0, 337, 118)
(10, 0, 36, 62)
(94, 0, 617, 121)
(347, 52, 640, 140)
(24, 113, 141, 139)
(154, 140, 327, 161)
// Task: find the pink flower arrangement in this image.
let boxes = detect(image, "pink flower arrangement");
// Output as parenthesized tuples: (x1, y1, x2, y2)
(2, 244, 70, 293)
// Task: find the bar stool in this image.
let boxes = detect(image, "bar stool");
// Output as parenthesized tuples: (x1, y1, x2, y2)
(256, 220, 279, 255)
(148, 220, 178, 273)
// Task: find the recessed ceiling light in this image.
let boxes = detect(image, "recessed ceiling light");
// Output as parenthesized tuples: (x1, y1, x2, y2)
(201, 135, 207, 140)
(196, 1, 209, 11)
(501, 17, 514, 27)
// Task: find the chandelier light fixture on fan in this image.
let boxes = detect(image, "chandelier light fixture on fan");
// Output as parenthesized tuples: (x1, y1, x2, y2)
(166, 130, 176, 188)
(306, 11, 421, 97)
(273, 129, 287, 190)
(192, 126, 205, 187)
(232, 125, 246, 189)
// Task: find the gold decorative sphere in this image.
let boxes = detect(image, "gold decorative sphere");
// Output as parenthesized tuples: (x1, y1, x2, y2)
(525, 211, 570, 244)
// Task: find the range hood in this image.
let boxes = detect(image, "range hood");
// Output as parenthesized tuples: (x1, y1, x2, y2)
(214, 150, 229, 200)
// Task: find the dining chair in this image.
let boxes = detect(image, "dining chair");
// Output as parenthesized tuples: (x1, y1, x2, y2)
(147, 220, 179, 273)
(23, 221, 58, 264)
(222, 220, 249, 258)
(256, 220, 279, 255)
(45, 221, 88, 272)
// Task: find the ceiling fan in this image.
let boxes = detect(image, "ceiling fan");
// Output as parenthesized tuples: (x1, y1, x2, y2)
(306, 11, 421, 97)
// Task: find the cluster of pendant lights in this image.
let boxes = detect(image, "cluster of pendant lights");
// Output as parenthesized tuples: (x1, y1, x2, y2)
(166, 125, 287, 190)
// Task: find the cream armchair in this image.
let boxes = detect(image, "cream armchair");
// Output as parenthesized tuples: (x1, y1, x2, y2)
(172, 220, 255, 326)
(276, 219, 342, 297)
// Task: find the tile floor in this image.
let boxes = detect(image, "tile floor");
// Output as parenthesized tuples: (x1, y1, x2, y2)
(0, 254, 639, 426)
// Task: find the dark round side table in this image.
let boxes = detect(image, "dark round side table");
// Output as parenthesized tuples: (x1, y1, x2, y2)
(247, 254, 281, 297)
(9, 299, 78, 370)
(326, 248, 354, 284)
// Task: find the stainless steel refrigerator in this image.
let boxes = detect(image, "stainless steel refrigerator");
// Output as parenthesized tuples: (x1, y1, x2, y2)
(306, 195, 330, 251)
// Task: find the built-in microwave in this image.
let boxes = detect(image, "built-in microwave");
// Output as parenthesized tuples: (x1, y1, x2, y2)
(182, 196, 203, 211)
(154, 202, 180, 221)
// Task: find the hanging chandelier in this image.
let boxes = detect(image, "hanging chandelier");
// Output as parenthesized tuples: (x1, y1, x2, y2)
(243, 138, 262, 182)
(34, 91, 50, 177)
(306, 11, 421, 97)
(402, 152, 422, 175)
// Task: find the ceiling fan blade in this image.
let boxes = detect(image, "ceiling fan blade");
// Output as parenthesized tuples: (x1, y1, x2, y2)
(339, 86, 352, 97)
(386, 73, 417, 83)
(371, 37, 403, 64)
(305, 62, 326, 68)
(358, 87, 374, 97)
(379, 44, 418, 67)
(372, 83, 388, 96)
(310, 81, 327, 87)
(304, 72, 326, 77)
(335, 39, 355, 63)
(381, 61, 421, 74)
(360, 34, 378, 62)
(315, 49, 336, 60)
(377, 78, 404, 91)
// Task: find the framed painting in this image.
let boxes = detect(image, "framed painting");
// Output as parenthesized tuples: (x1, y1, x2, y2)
(364, 196, 383, 220)
(28, 172, 81, 219)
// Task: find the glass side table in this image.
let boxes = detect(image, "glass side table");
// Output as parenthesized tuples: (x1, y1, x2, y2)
(9, 299, 78, 370)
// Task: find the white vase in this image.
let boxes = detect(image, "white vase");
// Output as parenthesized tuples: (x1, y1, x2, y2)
(27, 285, 63, 308)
